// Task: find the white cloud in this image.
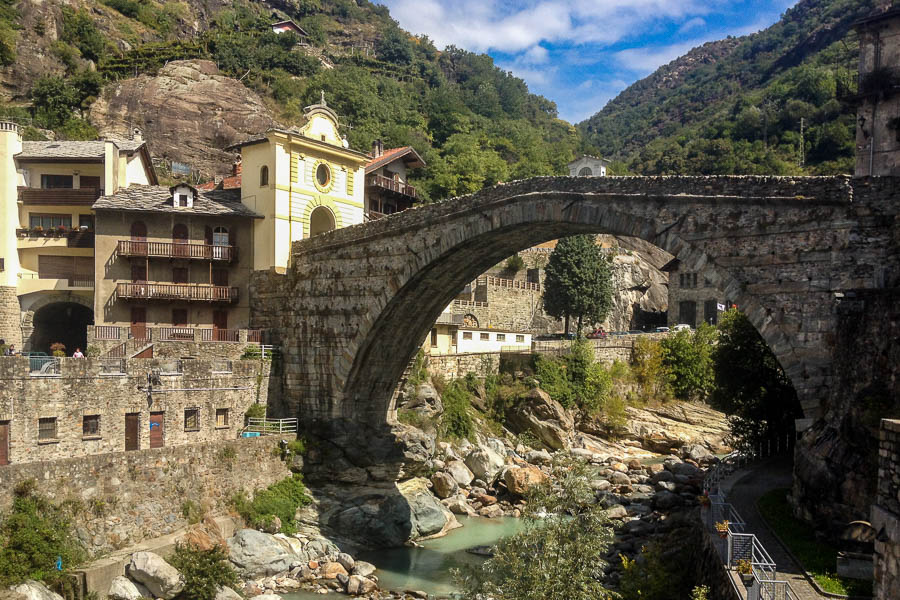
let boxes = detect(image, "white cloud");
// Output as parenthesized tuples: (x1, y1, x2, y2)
(613, 40, 702, 74)
(678, 17, 707, 34)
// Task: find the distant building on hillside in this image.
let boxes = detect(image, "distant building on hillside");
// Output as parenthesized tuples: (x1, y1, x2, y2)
(364, 141, 426, 218)
(568, 155, 610, 177)
(271, 20, 309, 44)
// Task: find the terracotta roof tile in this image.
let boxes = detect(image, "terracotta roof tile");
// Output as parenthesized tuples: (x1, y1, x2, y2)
(365, 146, 426, 174)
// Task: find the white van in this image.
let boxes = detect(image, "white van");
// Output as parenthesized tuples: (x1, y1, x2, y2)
(673, 324, 692, 331)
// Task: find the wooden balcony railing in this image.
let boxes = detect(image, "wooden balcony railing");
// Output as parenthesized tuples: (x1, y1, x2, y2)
(200, 328, 240, 342)
(19, 188, 101, 205)
(117, 282, 239, 303)
(158, 327, 196, 341)
(367, 174, 417, 199)
(93, 325, 121, 340)
(16, 228, 95, 248)
(117, 240, 236, 262)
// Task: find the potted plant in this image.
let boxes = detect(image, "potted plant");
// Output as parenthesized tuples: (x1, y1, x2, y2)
(736, 559, 754, 586)
(32, 225, 43, 236)
(50, 342, 66, 357)
(715, 520, 730, 539)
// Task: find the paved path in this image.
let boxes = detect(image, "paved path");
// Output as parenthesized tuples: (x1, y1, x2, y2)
(723, 457, 824, 600)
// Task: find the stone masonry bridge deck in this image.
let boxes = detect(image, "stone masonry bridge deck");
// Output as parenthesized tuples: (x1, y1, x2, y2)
(251, 175, 899, 449)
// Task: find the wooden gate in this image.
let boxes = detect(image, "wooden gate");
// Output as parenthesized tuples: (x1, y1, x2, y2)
(125, 413, 139, 451)
(149, 412, 164, 448)
(0, 421, 9, 465)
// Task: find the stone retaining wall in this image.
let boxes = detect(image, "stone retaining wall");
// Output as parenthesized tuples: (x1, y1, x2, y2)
(0, 436, 291, 555)
(874, 419, 900, 600)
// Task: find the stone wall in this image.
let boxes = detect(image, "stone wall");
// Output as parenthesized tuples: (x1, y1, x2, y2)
(426, 352, 499, 380)
(874, 419, 900, 600)
(0, 356, 270, 464)
(0, 284, 19, 347)
(0, 436, 291, 554)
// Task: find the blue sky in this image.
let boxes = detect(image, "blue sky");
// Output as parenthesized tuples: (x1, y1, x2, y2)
(376, 0, 799, 123)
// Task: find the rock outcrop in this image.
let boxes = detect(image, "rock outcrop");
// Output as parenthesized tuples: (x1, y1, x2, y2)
(506, 388, 574, 450)
(90, 60, 278, 178)
(107, 576, 153, 600)
(126, 552, 184, 600)
(9, 582, 61, 600)
(228, 529, 297, 577)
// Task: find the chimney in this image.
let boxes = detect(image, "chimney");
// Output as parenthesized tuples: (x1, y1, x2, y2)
(132, 128, 143, 143)
(232, 156, 242, 176)
(372, 139, 383, 158)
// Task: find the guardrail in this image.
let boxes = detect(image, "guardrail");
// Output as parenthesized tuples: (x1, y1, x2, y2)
(94, 325, 121, 340)
(242, 418, 297, 436)
(28, 356, 60, 375)
(476, 275, 541, 291)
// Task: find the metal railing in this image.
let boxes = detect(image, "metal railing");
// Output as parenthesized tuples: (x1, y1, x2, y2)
(29, 356, 60, 375)
(117, 282, 239, 303)
(242, 418, 298, 436)
(158, 327, 195, 341)
(247, 329, 262, 343)
(728, 533, 777, 582)
(117, 240, 236, 262)
(757, 579, 801, 600)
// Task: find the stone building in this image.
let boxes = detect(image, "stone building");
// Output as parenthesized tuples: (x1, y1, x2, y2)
(662, 258, 729, 327)
(228, 96, 370, 272)
(0, 122, 156, 352)
(854, 6, 900, 176)
(568, 154, 610, 177)
(92, 183, 262, 338)
(364, 141, 425, 218)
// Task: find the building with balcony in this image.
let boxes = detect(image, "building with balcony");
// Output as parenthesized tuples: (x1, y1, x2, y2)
(0, 122, 156, 352)
(92, 183, 262, 345)
(364, 140, 425, 219)
(227, 96, 370, 272)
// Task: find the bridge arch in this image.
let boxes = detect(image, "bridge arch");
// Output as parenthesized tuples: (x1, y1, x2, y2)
(252, 175, 875, 439)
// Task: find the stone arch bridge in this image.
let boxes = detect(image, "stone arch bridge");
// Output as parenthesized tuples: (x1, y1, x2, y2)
(251, 175, 898, 448)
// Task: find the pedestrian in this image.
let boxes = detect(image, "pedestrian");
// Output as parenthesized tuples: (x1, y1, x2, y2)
(72, 347, 85, 358)
(5, 344, 15, 356)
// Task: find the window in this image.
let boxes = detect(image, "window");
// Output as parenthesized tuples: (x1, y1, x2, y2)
(177, 194, 189, 207)
(41, 174, 73, 189)
(38, 417, 57, 440)
(212, 226, 229, 246)
(516, 335, 525, 343)
(83, 415, 100, 437)
(29, 214, 72, 229)
(693, 273, 698, 288)
(79, 214, 94, 230)
(496, 333, 506, 342)
(578, 167, 593, 177)
(212, 268, 228, 287)
(130, 221, 147, 240)
(173, 223, 188, 243)
(316, 163, 331, 187)
(80, 175, 101, 190)
(172, 267, 188, 284)
(216, 408, 229, 428)
(0, 258, 4, 272)
(184, 408, 199, 431)
(462, 331, 472, 340)
(480, 332, 490, 341)
(260, 166, 269, 186)
(172, 309, 188, 326)
(431, 328, 437, 345)
(131, 263, 147, 282)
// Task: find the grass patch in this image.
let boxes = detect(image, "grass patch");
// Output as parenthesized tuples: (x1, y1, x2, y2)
(229, 474, 310, 534)
(756, 489, 873, 597)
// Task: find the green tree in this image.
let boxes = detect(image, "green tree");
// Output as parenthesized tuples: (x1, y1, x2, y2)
(30, 77, 80, 129)
(168, 542, 238, 600)
(631, 336, 672, 404)
(543, 235, 613, 335)
(0, 0, 17, 66)
(456, 458, 617, 600)
(377, 27, 413, 65)
(710, 309, 802, 451)
(60, 8, 107, 63)
(660, 323, 716, 401)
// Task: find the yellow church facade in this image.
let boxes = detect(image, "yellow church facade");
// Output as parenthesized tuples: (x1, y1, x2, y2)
(229, 100, 370, 272)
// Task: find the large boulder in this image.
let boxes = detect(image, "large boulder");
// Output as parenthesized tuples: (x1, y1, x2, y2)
(506, 388, 573, 450)
(464, 447, 505, 482)
(503, 465, 548, 496)
(11, 582, 62, 600)
(214, 587, 243, 600)
(431, 472, 459, 499)
(446, 460, 475, 486)
(347, 575, 378, 595)
(108, 576, 153, 600)
(404, 383, 444, 416)
(127, 552, 184, 599)
(400, 478, 455, 538)
(227, 529, 296, 576)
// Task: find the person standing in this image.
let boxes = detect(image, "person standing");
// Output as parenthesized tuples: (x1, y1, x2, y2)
(72, 348, 85, 358)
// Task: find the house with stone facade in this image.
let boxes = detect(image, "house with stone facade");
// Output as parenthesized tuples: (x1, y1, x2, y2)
(661, 258, 729, 327)
(91, 183, 263, 344)
(227, 96, 370, 273)
(0, 122, 156, 353)
(364, 141, 425, 218)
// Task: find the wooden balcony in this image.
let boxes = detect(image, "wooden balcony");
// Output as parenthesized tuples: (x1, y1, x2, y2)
(117, 240, 236, 262)
(19, 187, 101, 205)
(367, 174, 417, 199)
(117, 282, 239, 303)
(16, 228, 95, 248)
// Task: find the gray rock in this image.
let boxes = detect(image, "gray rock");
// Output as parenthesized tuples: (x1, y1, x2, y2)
(652, 490, 684, 510)
(526, 449, 552, 464)
(108, 576, 153, 600)
(506, 388, 573, 450)
(12, 581, 64, 600)
(446, 460, 475, 487)
(304, 537, 340, 561)
(254, 595, 283, 600)
(591, 479, 611, 491)
(610, 471, 631, 485)
(431, 472, 459, 499)
(443, 494, 477, 516)
(465, 447, 506, 482)
(605, 505, 628, 519)
(336, 553, 355, 571)
(650, 469, 674, 483)
(656, 481, 677, 492)
(214, 586, 243, 600)
(682, 444, 712, 462)
(127, 552, 184, 600)
(347, 575, 378, 595)
(227, 529, 296, 577)
(351, 560, 377, 577)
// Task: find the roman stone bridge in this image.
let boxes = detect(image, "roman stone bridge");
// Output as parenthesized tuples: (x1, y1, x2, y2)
(251, 175, 898, 444)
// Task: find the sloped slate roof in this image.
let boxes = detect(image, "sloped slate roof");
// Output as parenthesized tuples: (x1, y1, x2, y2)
(17, 140, 146, 160)
(92, 185, 262, 218)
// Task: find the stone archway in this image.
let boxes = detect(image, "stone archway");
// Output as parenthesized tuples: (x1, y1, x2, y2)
(29, 302, 93, 355)
(20, 293, 94, 353)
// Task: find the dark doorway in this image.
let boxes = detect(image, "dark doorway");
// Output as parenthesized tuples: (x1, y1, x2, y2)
(678, 300, 697, 327)
(30, 302, 92, 354)
(131, 307, 147, 341)
(125, 413, 139, 451)
(149, 412, 164, 448)
(213, 310, 228, 340)
(0, 421, 9, 465)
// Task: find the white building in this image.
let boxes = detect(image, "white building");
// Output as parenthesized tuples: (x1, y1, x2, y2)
(567, 155, 610, 177)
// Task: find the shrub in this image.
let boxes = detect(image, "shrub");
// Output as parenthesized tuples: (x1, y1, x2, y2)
(504, 254, 525, 272)
(181, 500, 204, 524)
(440, 379, 473, 440)
(240, 344, 262, 360)
(168, 542, 238, 600)
(245, 403, 266, 420)
(631, 337, 672, 404)
(533, 353, 574, 408)
(660, 323, 715, 401)
(60, 8, 107, 62)
(229, 474, 310, 534)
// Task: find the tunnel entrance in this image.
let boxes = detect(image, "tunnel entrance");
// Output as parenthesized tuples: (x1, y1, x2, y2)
(31, 302, 92, 355)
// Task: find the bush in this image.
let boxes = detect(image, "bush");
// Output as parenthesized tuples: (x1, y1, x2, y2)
(240, 344, 262, 360)
(168, 542, 238, 600)
(631, 337, 672, 404)
(229, 474, 310, 534)
(504, 254, 525, 272)
(0, 480, 87, 587)
(440, 379, 473, 440)
(50, 342, 66, 357)
(60, 8, 107, 62)
(181, 500, 204, 524)
(245, 403, 266, 420)
(660, 324, 715, 401)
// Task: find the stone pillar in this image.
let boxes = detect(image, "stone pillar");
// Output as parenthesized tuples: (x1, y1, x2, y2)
(0, 286, 20, 347)
(873, 419, 900, 600)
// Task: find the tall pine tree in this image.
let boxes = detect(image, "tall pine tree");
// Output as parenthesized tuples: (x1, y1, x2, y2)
(542, 235, 613, 335)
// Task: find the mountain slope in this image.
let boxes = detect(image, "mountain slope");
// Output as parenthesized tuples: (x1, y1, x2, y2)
(579, 0, 878, 176)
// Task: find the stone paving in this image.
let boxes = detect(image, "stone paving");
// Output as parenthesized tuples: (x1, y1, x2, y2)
(723, 457, 825, 600)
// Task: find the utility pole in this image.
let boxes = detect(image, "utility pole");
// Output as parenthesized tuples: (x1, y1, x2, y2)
(799, 117, 805, 167)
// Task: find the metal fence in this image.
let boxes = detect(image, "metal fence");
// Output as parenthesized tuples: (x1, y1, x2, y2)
(28, 356, 59, 375)
(242, 418, 298, 436)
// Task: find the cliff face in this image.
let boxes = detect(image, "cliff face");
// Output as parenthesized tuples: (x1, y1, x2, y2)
(90, 60, 278, 178)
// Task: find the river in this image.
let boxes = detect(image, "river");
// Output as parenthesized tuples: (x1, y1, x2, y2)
(282, 515, 523, 599)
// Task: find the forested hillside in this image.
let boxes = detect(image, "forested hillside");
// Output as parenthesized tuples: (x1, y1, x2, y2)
(579, 0, 876, 176)
(0, 0, 578, 200)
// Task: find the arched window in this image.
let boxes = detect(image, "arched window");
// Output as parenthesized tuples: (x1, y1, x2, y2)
(260, 165, 269, 186)
(578, 167, 593, 177)
(309, 206, 336, 237)
(130, 221, 147, 241)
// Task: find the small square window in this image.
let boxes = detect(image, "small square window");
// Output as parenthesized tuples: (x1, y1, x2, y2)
(184, 408, 200, 432)
(462, 332, 472, 340)
(516, 335, 525, 343)
(83, 415, 100, 437)
(496, 333, 505, 341)
(38, 417, 57, 440)
(480, 332, 490, 341)
(216, 408, 229, 428)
